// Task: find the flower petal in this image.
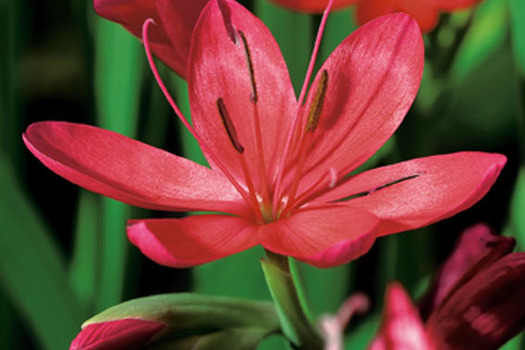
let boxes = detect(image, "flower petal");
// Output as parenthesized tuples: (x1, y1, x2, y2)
(369, 282, 432, 350)
(295, 13, 423, 197)
(316, 152, 506, 236)
(355, 0, 439, 33)
(94, 0, 207, 77)
(426, 253, 525, 350)
(268, 0, 357, 13)
(154, 0, 209, 76)
(259, 205, 378, 268)
(127, 215, 258, 267)
(70, 318, 165, 350)
(419, 224, 515, 319)
(23, 122, 247, 214)
(188, 0, 296, 191)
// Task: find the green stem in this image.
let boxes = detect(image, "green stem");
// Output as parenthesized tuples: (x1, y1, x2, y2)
(261, 250, 323, 350)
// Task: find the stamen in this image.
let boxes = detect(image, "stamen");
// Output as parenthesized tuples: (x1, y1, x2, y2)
(218, 0, 238, 44)
(217, 98, 244, 153)
(238, 30, 258, 104)
(272, 0, 335, 213)
(143, 19, 252, 206)
(332, 173, 423, 203)
(305, 70, 329, 133)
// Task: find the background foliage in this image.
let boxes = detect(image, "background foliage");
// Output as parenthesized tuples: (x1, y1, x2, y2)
(0, 0, 523, 349)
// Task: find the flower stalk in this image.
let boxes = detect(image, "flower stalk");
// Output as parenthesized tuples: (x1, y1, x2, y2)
(262, 249, 324, 350)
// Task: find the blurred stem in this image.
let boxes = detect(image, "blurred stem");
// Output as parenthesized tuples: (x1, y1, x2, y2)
(94, 17, 142, 310)
(69, 191, 101, 313)
(262, 250, 323, 350)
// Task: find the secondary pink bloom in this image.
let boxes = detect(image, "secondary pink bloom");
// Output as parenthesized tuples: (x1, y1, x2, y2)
(355, 0, 483, 32)
(269, 0, 357, 13)
(270, 0, 482, 32)
(24, 0, 505, 268)
(370, 225, 525, 350)
(70, 318, 165, 350)
(94, 0, 209, 77)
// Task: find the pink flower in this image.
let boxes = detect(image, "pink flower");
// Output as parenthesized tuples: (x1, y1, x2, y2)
(269, 0, 483, 32)
(370, 224, 525, 350)
(94, 0, 209, 77)
(24, 0, 505, 268)
(70, 318, 165, 350)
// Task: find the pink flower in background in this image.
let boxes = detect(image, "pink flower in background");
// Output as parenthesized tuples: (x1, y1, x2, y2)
(270, 0, 483, 32)
(370, 224, 525, 350)
(24, 0, 505, 268)
(94, 0, 209, 77)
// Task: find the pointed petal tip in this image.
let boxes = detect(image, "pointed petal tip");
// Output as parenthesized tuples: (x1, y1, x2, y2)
(127, 220, 186, 268)
(128, 216, 257, 268)
(70, 318, 165, 350)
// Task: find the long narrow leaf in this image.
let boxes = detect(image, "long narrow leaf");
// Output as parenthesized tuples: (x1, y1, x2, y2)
(508, 0, 525, 77)
(0, 153, 84, 350)
(69, 191, 101, 312)
(94, 17, 143, 310)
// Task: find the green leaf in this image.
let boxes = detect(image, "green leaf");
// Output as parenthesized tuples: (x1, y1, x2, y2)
(93, 17, 143, 310)
(86, 293, 280, 350)
(451, 0, 507, 82)
(255, 0, 312, 94)
(0, 153, 84, 350)
(508, 0, 525, 77)
(69, 190, 101, 312)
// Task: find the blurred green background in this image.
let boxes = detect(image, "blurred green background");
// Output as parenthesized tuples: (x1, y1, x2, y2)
(0, 0, 523, 349)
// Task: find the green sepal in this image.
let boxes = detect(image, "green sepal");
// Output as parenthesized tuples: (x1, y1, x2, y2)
(261, 251, 323, 350)
(84, 293, 280, 350)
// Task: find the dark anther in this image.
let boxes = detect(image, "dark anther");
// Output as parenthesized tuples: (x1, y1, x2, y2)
(305, 70, 329, 133)
(238, 30, 258, 104)
(217, 98, 244, 153)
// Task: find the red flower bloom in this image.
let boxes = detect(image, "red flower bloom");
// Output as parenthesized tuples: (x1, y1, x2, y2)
(371, 224, 525, 350)
(268, 0, 357, 13)
(269, 0, 483, 32)
(355, 0, 482, 32)
(70, 318, 165, 350)
(24, 0, 505, 268)
(94, 0, 209, 77)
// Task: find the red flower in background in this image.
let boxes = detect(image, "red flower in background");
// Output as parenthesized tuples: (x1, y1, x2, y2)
(355, 0, 482, 32)
(270, 0, 482, 32)
(94, 0, 209, 77)
(24, 0, 504, 268)
(370, 224, 525, 350)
